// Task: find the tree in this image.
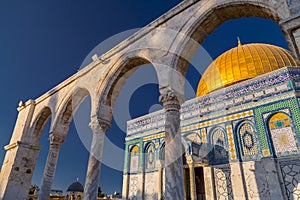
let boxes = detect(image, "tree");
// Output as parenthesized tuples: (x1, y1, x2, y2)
(97, 187, 105, 198)
(28, 185, 39, 195)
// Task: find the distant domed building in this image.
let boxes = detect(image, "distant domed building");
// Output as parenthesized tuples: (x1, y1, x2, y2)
(122, 43, 300, 199)
(65, 181, 84, 200)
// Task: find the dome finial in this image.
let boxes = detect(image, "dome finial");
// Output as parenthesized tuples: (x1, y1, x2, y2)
(237, 37, 242, 47)
(238, 37, 242, 47)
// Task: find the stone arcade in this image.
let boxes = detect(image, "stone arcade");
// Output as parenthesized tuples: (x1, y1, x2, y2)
(0, 0, 300, 200)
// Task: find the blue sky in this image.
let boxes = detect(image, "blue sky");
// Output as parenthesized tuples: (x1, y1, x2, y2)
(0, 0, 290, 195)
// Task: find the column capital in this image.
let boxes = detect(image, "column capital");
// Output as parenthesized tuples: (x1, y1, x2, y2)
(89, 116, 111, 133)
(159, 89, 181, 112)
(48, 133, 66, 145)
(185, 154, 194, 166)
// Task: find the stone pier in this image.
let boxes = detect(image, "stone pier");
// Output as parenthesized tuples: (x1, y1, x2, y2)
(83, 117, 110, 200)
(38, 133, 66, 200)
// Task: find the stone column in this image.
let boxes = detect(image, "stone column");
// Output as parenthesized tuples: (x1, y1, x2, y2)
(38, 133, 66, 200)
(156, 160, 163, 200)
(186, 154, 197, 200)
(159, 89, 184, 200)
(83, 117, 110, 200)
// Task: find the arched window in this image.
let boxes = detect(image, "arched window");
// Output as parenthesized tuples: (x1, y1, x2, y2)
(238, 122, 259, 160)
(130, 145, 139, 172)
(268, 112, 298, 156)
(145, 143, 155, 169)
(212, 128, 228, 164)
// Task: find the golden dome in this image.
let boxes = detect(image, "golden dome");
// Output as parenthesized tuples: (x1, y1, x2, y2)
(196, 43, 297, 97)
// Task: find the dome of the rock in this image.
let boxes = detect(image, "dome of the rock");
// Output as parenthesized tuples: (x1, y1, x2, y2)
(196, 43, 297, 96)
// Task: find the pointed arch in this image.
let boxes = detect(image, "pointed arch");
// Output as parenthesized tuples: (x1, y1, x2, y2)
(183, 131, 201, 145)
(210, 127, 229, 165)
(267, 111, 299, 156)
(235, 120, 260, 161)
(129, 145, 140, 173)
(144, 142, 156, 170)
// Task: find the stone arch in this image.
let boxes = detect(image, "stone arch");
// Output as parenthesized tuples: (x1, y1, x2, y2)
(144, 142, 156, 170)
(170, 0, 291, 81)
(209, 126, 229, 164)
(51, 87, 90, 134)
(235, 120, 260, 161)
(97, 52, 157, 109)
(183, 131, 201, 144)
(144, 141, 156, 153)
(182, 131, 210, 158)
(129, 145, 140, 173)
(30, 106, 52, 145)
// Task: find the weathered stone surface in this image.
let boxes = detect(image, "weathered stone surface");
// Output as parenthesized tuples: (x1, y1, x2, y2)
(83, 116, 110, 200)
(159, 89, 184, 200)
(38, 133, 66, 200)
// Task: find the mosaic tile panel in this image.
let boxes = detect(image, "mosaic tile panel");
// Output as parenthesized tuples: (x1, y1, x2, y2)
(226, 125, 237, 160)
(127, 68, 299, 138)
(124, 144, 129, 173)
(138, 140, 144, 172)
(270, 127, 298, 155)
(125, 140, 141, 173)
(143, 132, 165, 141)
(253, 98, 300, 156)
(239, 123, 259, 159)
(280, 161, 300, 200)
(144, 172, 158, 200)
(128, 176, 138, 199)
(145, 144, 155, 170)
(181, 110, 253, 132)
(201, 128, 207, 143)
(127, 110, 165, 135)
(214, 167, 233, 200)
(130, 146, 139, 172)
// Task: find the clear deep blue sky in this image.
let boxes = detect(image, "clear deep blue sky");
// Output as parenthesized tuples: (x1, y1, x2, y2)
(0, 0, 290, 195)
